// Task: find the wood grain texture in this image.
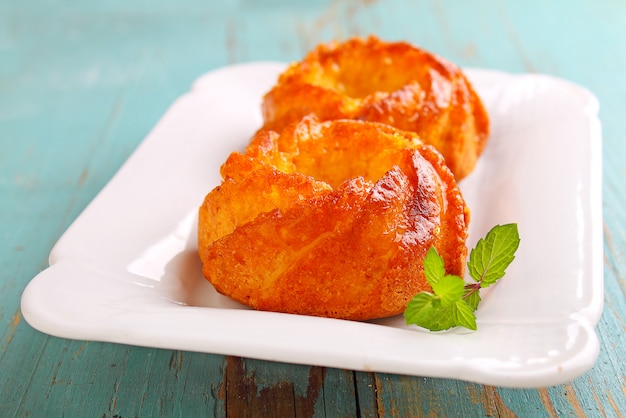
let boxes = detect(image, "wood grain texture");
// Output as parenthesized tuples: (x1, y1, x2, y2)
(1, 0, 625, 416)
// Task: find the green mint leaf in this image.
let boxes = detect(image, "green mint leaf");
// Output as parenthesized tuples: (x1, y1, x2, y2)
(431, 275, 465, 307)
(405, 223, 520, 332)
(420, 308, 457, 331)
(404, 293, 476, 331)
(464, 288, 481, 312)
(468, 224, 520, 287)
(404, 292, 440, 326)
(424, 247, 445, 287)
(452, 300, 477, 330)
(404, 297, 454, 331)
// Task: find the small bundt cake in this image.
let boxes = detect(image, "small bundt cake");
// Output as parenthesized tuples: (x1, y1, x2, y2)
(261, 36, 489, 180)
(198, 117, 469, 320)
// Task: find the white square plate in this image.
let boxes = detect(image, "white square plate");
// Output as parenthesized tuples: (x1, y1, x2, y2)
(21, 62, 603, 388)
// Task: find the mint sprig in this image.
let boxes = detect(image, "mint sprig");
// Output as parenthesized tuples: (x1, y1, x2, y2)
(404, 224, 520, 331)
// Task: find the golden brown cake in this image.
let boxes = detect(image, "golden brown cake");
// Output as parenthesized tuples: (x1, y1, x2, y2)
(198, 117, 469, 320)
(261, 36, 490, 180)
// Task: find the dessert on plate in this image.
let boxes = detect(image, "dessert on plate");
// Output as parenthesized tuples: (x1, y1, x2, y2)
(198, 117, 469, 320)
(261, 35, 489, 180)
(198, 36, 489, 320)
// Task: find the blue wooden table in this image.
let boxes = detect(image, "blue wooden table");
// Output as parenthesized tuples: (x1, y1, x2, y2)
(2, 0, 625, 416)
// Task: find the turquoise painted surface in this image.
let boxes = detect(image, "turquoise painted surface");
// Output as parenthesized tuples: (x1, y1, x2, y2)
(1, 0, 625, 416)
